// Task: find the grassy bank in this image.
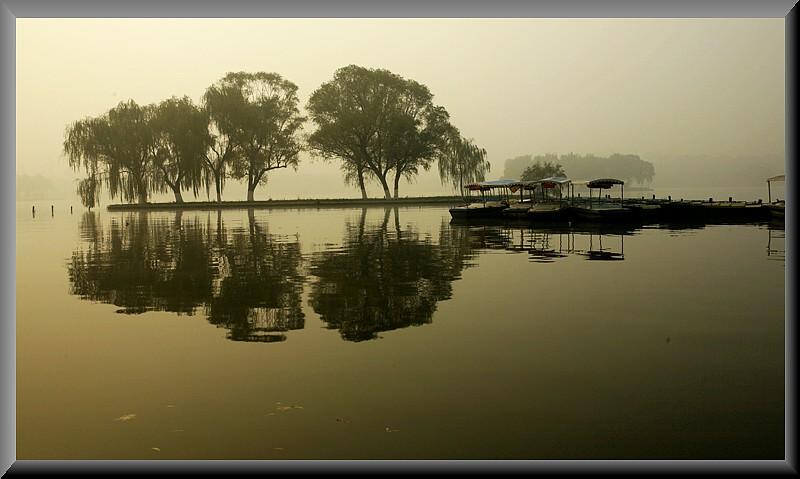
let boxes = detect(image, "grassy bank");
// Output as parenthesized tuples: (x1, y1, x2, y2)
(106, 195, 466, 211)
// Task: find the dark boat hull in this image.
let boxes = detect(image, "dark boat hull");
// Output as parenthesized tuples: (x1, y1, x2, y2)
(449, 204, 508, 219)
(572, 205, 634, 221)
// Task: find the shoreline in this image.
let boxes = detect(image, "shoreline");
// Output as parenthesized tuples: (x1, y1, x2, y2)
(105, 195, 466, 211)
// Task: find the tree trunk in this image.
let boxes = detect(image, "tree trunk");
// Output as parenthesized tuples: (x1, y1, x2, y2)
(215, 172, 222, 202)
(357, 169, 368, 199)
(247, 188, 255, 202)
(378, 175, 392, 200)
(393, 172, 401, 199)
(137, 192, 147, 204)
(172, 185, 184, 203)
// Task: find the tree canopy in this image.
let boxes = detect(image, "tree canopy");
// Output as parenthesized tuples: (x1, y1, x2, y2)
(306, 65, 475, 199)
(207, 72, 306, 202)
(519, 159, 566, 182)
(438, 130, 491, 193)
(65, 66, 489, 206)
(150, 96, 211, 203)
(64, 99, 156, 205)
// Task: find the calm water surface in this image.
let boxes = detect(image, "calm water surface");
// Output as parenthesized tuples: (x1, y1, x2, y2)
(16, 201, 785, 460)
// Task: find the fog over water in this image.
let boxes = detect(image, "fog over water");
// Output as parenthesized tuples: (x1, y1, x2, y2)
(8, 4, 791, 469)
(15, 16, 785, 203)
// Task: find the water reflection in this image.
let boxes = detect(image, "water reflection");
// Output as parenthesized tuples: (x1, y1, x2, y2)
(68, 208, 478, 343)
(453, 222, 631, 262)
(68, 209, 305, 342)
(67, 209, 782, 343)
(765, 220, 785, 262)
(308, 208, 476, 341)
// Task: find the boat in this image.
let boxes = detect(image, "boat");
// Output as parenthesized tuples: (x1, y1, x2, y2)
(525, 177, 573, 221)
(766, 175, 785, 219)
(570, 178, 635, 221)
(449, 179, 522, 219)
(501, 181, 538, 218)
(698, 199, 771, 221)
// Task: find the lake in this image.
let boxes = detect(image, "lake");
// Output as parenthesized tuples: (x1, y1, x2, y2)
(14, 199, 786, 465)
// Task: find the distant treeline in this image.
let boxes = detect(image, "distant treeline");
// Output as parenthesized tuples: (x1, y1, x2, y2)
(16, 174, 74, 201)
(647, 152, 784, 188)
(503, 153, 655, 187)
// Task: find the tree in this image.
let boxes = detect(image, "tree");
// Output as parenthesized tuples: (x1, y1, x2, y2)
(307, 65, 454, 199)
(64, 99, 156, 205)
(202, 85, 242, 202)
(438, 129, 491, 193)
(75, 176, 100, 209)
(519, 160, 566, 182)
(382, 82, 453, 199)
(207, 72, 305, 202)
(149, 96, 210, 203)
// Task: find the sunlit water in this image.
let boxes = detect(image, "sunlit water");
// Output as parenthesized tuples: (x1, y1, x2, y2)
(15, 200, 785, 460)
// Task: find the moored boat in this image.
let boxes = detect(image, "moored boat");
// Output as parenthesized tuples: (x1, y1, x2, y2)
(698, 199, 770, 220)
(766, 175, 785, 219)
(570, 178, 635, 221)
(525, 177, 572, 221)
(501, 181, 538, 218)
(449, 179, 522, 219)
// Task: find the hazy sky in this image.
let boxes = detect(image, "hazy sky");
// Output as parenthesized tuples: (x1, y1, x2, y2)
(15, 17, 786, 198)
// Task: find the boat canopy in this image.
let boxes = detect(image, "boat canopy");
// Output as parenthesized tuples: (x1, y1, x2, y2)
(538, 176, 571, 189)
(465, 179, 523, 191)
(587, 178, 624, 189)
(766, 174, 785, 203)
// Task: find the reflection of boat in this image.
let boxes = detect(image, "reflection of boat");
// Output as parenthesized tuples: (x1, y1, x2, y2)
(571, 178, 635, 221)
(766, 175, 785, 219)
(766, 221, 785, 261)
(451, 221, 631, 262)
(576, 232, 625, 261)
(449, 180, 522, 219)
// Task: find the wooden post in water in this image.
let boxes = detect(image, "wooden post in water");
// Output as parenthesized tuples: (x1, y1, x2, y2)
(32, 206, 35, 217)
(51, 205, 54, 216)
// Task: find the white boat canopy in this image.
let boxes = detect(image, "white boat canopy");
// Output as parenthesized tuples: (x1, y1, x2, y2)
(465, 179, 523, 190)
(766, 174, 785, 203)
(538, 176, 572, 187)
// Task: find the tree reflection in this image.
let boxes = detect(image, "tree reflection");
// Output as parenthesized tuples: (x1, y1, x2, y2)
(308, 207, 476, 342)
(68, 209, 304, 342)
(205, 209, 305, 342)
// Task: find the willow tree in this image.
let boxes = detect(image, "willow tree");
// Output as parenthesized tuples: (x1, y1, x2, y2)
(307, 65, 455, 200)
(437, 129, 491, 193)
(207, 72, 305, 202)
(384, 88, 453, 199)
(149, 96, 211, 203)
(202, 81, 244, 202)
(64, 99, 156, 205)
